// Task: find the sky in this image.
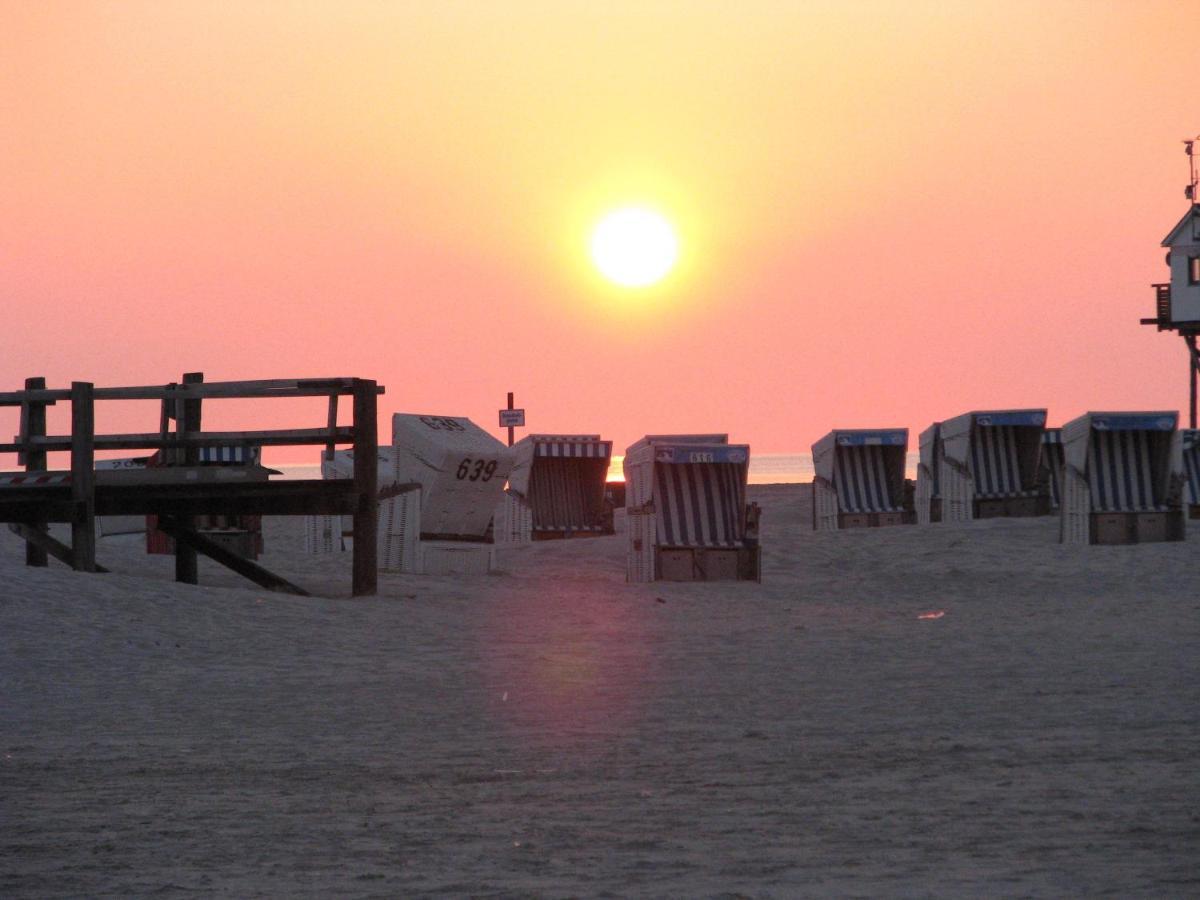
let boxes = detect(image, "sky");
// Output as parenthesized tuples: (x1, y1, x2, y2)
(2, 1, 1197, 461)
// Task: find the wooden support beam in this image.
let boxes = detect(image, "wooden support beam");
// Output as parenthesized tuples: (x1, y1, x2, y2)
(1187, 334, 1198, 430)
(174, 372, 202, 585)
(69, 382, 97, 572)
(325, 394, 338, 461)
(22, 377, 48, 567)
(351, 378, 378, 597)
(8, 523, 109, 573)
(155, 517, 309, 596)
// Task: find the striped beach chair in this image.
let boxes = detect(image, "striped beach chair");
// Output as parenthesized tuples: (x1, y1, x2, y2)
(1183, 430, 1199, 519)
(500, 435, 614, 542)
(915, 422, 942, 524)
(623, 435, 759, 582)
(939, 410, 1047, 521)
(812, 429, 909, 530)
(1060, 412, 1185, 544)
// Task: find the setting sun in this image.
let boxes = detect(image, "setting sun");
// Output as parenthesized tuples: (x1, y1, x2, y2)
(589, 207, 679, 288)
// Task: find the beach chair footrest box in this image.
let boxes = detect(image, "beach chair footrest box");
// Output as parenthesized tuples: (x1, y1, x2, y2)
(975, 499, 1008, 519)
(837, 513, 871, 529)
(420, 542, 496, 575)
(1089, 511, 1183, 544)
(1092, 513, 1135, 545)
(1004, 496, 1042, 517)
(872, 511, 907, 527)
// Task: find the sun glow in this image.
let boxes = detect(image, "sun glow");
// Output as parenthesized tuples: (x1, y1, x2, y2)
(589, 207, 679, 288)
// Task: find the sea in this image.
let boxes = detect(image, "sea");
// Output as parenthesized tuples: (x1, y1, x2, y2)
(275, 453, 922, 484)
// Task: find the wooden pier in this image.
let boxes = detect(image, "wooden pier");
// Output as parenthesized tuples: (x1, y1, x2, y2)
(0, 375, 382, 596)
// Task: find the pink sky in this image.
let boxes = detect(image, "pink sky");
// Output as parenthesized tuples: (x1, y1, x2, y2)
(2, 2, 1197, 460)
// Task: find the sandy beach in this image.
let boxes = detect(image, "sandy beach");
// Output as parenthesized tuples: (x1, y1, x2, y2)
(2, 483, 1196, 897)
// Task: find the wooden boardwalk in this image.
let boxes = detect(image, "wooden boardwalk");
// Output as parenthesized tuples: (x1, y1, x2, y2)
(0, 374, 382, 596)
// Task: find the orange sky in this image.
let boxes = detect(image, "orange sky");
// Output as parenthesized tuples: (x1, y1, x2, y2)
(2, 1, 1197, 460)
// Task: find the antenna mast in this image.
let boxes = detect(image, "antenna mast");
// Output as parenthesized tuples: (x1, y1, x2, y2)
(1186, 135, 1199, 203)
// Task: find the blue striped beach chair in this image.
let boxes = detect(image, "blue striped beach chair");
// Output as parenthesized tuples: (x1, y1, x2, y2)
(1059, 412, 1186, 544)
(623, 434, 760, 582)
(811, 429, 909, 530)
(938, 410, 1047, 521)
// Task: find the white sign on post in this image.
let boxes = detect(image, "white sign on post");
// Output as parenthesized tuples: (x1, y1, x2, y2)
(499, 409, 526, 428)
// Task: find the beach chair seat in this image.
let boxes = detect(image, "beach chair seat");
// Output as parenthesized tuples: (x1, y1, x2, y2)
(654, 459, 744, 547)
(969, 425, 1039, 499)
(834, 444, 904, 514)
(1088, 430, 1170, 513)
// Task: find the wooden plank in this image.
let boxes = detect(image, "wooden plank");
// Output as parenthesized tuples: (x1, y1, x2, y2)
(174, 372, 202, 585)
(69, 382, 97, 572)
(0, 427, 358, 453)
(8, 523, 109, 573)
(351, 378, 378, 597)
(93, 480, 361, 517)
(155, 516, 309, 596)
(0, 380, 385, 406)
(22, 377, 49, 567)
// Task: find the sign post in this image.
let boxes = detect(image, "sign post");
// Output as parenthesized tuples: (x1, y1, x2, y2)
(499, 392, 525, 446)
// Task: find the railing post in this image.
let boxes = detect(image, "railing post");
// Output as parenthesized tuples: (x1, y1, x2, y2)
(70, 381, 97, 572)
(351, 379, 378, 596)
(174, 372, 203, 585)
(22, 376, 48, 567)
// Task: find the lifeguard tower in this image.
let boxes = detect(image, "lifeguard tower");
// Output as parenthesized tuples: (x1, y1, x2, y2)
(495, 434, 614, 543)
(811, 429, 911, 530)
(623, 434, 760, 582)
(1141, 138, 1200, 429)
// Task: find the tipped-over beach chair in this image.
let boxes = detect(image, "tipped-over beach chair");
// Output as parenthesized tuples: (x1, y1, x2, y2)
(938, 409, 1047, 521)
(146, 445, 268, 558)
(1060, 412, 1186, 544)
(382, 414, 514, 574)
(811, 429, 911, 530)
(495, 434, 614, 543)
(623, 434, 760, 582)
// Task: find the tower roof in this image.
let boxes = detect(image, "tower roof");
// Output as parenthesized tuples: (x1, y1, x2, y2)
(1161, 203, 1200, 247)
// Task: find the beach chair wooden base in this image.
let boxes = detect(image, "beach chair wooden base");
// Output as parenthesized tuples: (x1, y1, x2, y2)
(656, 546, 760, 582)
(1090, 511, 1185, 545)
(929, 499, 942, 523)
(873, 511, 907, 527)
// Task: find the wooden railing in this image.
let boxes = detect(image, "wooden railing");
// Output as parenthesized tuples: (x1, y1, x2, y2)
(0, 374, 384, 596)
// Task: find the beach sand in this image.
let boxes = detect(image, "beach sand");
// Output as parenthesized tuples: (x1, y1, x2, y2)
(2, 484, 1197, 897)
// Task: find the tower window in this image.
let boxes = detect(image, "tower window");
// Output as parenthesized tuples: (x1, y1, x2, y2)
(1191, 256, 1200, 285)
